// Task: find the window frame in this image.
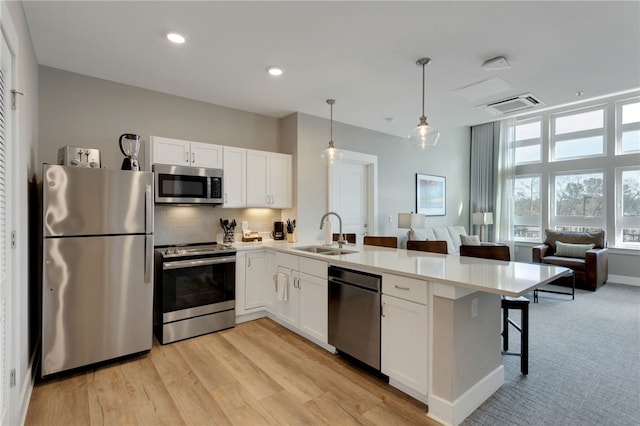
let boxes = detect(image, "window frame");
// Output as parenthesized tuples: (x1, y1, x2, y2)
(513, 174, 542, 241)
(514, 116, 542, 165)
(615, 166, 640, 247)
(616, 96, 640, 155)
(550, 104, 607, 162)
(549, 169, 606, 231)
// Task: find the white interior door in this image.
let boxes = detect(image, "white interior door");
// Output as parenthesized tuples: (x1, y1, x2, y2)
(0, 14, 14, 425)
(328, 151, 377, 240)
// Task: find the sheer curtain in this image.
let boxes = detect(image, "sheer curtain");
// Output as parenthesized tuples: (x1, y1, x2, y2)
(495, 119, 516, 249)
(470, 122, 499, 241)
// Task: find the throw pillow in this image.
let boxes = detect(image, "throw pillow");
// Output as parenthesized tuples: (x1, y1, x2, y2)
(554, 241, 595, 258)
(460, 235, 481, 246)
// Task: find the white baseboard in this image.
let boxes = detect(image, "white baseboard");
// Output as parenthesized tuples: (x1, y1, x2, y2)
(235, 310, 267, 324)
(266, 313, 336, 353)
(608, 274, 640, 286)
(427, 365, 504, 426)
(388, 378, 428, 404)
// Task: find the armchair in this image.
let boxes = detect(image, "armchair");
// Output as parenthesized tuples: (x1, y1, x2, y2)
(532, 229, 608, 291)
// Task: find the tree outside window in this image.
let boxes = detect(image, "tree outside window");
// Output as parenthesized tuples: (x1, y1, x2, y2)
(514, 175, 541, 239)
(554, 172, 604, 217)
(621, 169, 640, 242)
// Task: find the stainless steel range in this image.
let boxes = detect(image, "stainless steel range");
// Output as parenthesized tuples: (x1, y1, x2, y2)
(154, 242, 236, 344)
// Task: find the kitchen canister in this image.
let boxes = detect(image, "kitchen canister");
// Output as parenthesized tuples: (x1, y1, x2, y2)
(223, 229, 235, 243)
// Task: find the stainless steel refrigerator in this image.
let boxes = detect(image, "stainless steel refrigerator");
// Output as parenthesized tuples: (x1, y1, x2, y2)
(41, 164, 154, 377)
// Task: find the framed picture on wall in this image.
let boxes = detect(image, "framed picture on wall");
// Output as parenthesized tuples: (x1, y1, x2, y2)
(416, 173, 446, 216)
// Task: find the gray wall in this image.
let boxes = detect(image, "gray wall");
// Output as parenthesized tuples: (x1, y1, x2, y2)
(38, 66, 279, 171)
(292, 112, 471, 241)
(39, 68, 472, 245)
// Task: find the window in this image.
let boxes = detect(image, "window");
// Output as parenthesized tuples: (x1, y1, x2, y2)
(513, 175, 541, 239)
(515, 117, 541, 165)
(616, 167, 640, 246)
(509, 91, 639, 248)
(551, 106, 605, 161)
(617, 97, 640, 154)
(551, 171, 605, 231)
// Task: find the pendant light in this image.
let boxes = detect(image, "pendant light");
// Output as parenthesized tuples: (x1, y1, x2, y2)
(321, 99, 343, 165)
(409, 57, 440, 149)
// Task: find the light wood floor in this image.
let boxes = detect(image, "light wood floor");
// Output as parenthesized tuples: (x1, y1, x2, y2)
(26, 318, 438, 425)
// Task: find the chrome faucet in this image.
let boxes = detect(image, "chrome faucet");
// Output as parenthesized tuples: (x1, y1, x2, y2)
(320, 211, 346, 248)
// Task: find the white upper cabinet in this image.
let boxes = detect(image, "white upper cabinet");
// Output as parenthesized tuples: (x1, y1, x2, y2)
(269, 153, 292, 208)
(151, 137, 291, 209)
(246, 149, 292, 208)
(151, 136, 190, 166)
(222, 146, 247, 208)
(246, 149, 269, 207)
(190, 141, 223, 168)
(151, 136, 223, 169)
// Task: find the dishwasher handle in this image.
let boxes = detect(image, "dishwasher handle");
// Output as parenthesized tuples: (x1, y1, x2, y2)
(328, 276, 379, 292)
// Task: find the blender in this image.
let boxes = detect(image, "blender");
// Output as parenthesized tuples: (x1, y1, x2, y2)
(119, 133, 140, 171)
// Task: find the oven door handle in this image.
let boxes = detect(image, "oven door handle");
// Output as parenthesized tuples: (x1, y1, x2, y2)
(163, 256, 236, 270)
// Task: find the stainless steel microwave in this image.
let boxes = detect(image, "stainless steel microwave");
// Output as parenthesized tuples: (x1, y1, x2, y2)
(153, 164, 223, 205)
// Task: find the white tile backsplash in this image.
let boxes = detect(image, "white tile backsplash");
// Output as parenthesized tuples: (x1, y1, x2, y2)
(154, 206, 283, 246)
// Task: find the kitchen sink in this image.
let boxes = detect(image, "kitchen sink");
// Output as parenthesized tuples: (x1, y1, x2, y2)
(294, 245, 358, 256)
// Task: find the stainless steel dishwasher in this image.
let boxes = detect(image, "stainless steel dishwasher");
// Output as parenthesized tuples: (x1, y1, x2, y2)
(328, 265, 382, 370)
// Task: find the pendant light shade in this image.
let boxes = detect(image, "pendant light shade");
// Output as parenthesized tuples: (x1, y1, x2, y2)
(321, 99, 343, 165)
(408, 57, 440, 149)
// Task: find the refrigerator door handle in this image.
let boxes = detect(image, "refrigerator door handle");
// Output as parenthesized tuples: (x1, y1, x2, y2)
(145, 235, 153, 283)
(145, 184, 153, 234)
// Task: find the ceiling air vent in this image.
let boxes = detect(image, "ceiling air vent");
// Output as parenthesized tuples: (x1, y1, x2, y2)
(479, 93, 544, 115)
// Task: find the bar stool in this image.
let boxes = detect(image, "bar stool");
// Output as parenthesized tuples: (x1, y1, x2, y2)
(363, 236, 398, 248)
(332, 233, 356, 244)
(460, 244, 529, 375)
(406, 240, 448, 254)
(501, 296, 529, 375)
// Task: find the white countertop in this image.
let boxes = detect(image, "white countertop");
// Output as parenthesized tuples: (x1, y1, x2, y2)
(231, 239, 571, 297)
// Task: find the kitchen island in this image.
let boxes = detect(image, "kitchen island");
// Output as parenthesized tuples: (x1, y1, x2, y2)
(233, 240, 571, 426)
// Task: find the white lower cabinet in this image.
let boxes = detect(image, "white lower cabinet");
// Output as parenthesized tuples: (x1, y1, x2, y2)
(244, 251, 266, 310)
(381, 274, 429, 398)
(263, 251, 277, 312)
(272, 253, 328, 343)
(298, 271, 328, 342)
(236, 250, 269, 317)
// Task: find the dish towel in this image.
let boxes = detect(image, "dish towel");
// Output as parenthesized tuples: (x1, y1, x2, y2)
(275, 272, 288, 301)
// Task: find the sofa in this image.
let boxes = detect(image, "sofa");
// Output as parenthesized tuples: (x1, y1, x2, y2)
(532, 229, 608, 291)
(413, 225, 468, 254)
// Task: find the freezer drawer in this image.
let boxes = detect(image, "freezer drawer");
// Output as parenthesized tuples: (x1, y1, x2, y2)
(42, 234, 153, 376)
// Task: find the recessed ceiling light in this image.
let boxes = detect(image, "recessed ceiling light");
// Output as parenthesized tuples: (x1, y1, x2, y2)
(166, 32, 186, 44)
(576, 91, 584, 96)
(266, 66, 284, 77)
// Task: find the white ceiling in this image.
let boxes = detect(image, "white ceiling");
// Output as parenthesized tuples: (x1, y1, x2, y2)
(21, 1, 640, 138)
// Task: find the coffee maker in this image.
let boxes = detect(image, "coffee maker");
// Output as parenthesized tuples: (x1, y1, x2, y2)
(272, 221, 285, 240)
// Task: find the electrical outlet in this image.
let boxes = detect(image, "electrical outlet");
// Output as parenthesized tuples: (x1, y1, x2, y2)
(471, 297, 478, 318)
(388, 214, 393, 223)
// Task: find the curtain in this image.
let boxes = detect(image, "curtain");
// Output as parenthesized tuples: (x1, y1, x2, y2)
(470, 122, 499, 241)
(495, 119, 516, 250)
